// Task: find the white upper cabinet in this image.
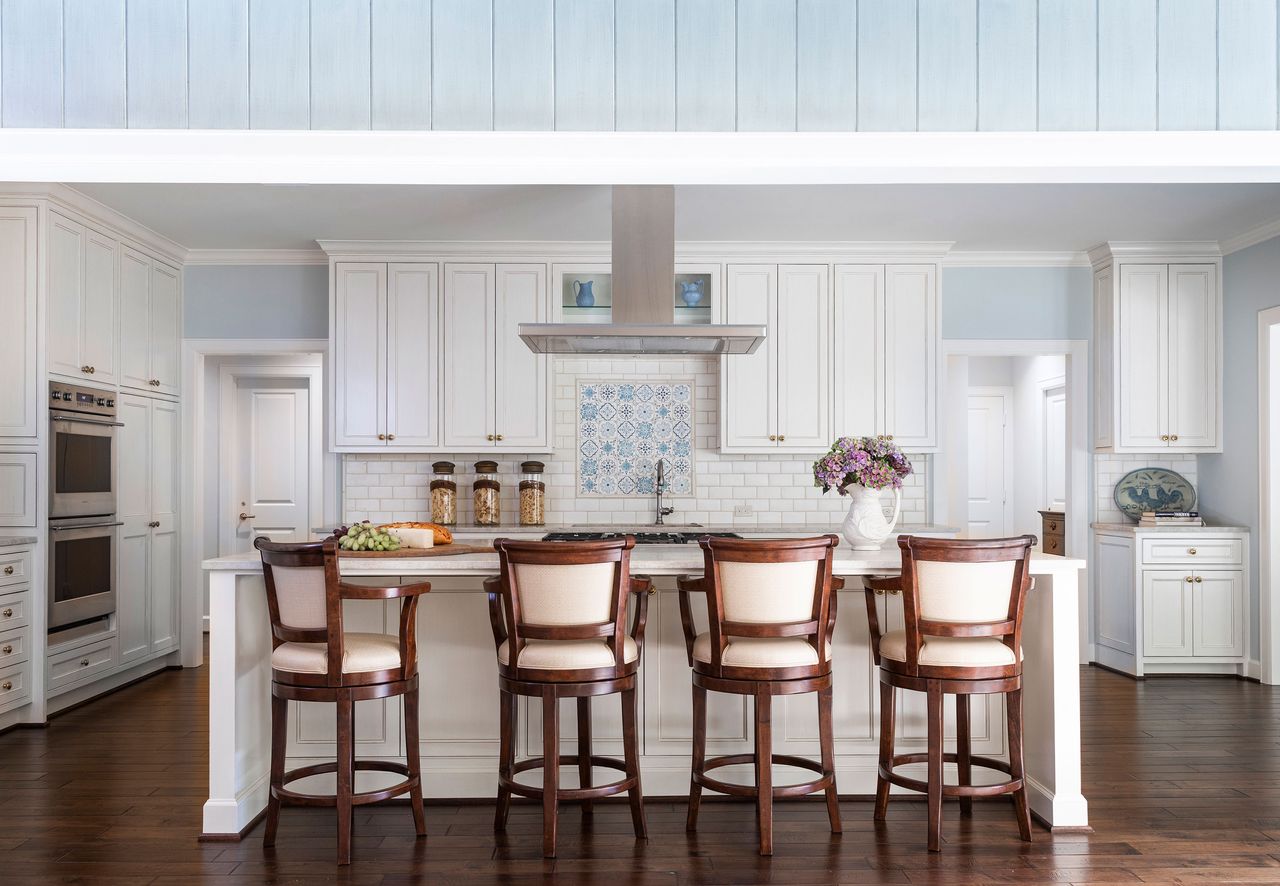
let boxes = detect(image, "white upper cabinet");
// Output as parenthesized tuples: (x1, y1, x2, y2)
(149, 263, 181, 396)
(722, 265, 776, 450)
(333, 263, 387, 448)
(48, 211, 118, 386)
(1094, 248, 1221, 453)
(386, 264, 441, 448)
(493, 264, 549, 450)
(830, 263, 939, 451)
(118, 244, 181, 395)
(0, 206, 37, 439)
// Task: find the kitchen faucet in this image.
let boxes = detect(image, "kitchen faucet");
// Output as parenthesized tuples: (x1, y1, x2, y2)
(654, 460, 675, 525)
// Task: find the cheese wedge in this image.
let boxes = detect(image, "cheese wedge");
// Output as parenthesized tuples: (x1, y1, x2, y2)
(383, 527, 434, 549)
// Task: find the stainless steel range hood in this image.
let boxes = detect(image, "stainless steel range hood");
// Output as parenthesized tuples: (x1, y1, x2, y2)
(518, 186, 765, 355)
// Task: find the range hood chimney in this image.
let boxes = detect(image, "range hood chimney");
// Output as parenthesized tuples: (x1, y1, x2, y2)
(518, 186, 765, 355)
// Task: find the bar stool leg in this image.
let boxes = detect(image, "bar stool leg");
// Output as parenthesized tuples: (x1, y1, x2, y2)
(263, 692, 287, 847)
(874, 681, 894, 821)
(925, 681, 944, 852)
(577, 697, 593, 817)
(754, 688, 774, 856)
(686, 683, 706, 832)
(818, 683, 842, 834)
(956, 693, 973, 817)
(1007, 688, 1033, 842)
(403, 682, 427, 837)
(622, 685, 647, 839)
(495, 688, 515, 832)
(336, 695, 355, 865)
(541, 687, 560, 858)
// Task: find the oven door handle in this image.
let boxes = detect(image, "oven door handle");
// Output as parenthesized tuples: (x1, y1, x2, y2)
(50, 521, 124, 532)
(50, 415, 124, 428)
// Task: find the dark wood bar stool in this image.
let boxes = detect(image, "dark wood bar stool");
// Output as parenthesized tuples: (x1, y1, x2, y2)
(484, 536, 651, 858)
(255, 537, 430, 865)
(865, 535, 1036, 851)
(677, 535, 843, 856)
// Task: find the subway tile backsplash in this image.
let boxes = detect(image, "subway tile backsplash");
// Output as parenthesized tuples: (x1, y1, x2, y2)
(343, 356, 931, 528)
(1094, 453, 1198, 523)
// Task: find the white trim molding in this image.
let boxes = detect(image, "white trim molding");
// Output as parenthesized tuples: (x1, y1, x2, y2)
(1222, 217, 1280, 256)
(943, 251, 1091, 268)
(1088, 240, 1223, 267)
(1258, 307, 1280, 685)
(318, 239, 957, 262)
(185, 249, 327, 266)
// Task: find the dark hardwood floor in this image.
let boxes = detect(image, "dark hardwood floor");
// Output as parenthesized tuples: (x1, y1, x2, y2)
(2, 660, 1279, 884)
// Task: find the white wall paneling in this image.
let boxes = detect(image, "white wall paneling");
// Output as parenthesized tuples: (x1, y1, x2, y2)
(371, 0, 433, 130)
(1218, 0, 1279, 130)
(188, 0, 250, 129)
(493, 0, 555, 131)
(1157, 0, 1218, 131)
(432, 0, 494, 130)
(63, 0, 127, 128)
(856, 0, 916, 132)
(125, 0, 188, 128)
(1037, 0, 1098, 131)
(736, 0, 798, 132)
(310, 0, 373, 130)
(1, 0, 63, 127)
(796, 0, 857, 131)
(554, 0, 615, 131)
(615, 0, 676, 131)
(675, 0, 736, 131)
(977, 0, 1037, 131)
(249, 0, 310, 129)
(917, 0, 977, 132)
(1097, 0, 1159, 131)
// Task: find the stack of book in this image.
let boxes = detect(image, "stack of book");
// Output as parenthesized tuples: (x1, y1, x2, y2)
(1139, 510, 1203, 527)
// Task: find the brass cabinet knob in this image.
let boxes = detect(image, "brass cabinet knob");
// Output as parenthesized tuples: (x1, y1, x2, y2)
(768, 434, 777, 441)
(778, 434, 786, 442)
(1185, 576, 1194, 583)
(387, 433, 395, 440)
(1, 608, 11, 618)
(3, 566, 11, 575)
(1188, 548, 1197, 555)
(495, 434, 503, 441)
(79, 658, 90, 667)
(1, 645, 11, 655)
(486, 434, 495, 441)
(887, 434, 894, 440)
(377, 433, 387, 440)
(1170, 434, 1179, 442)
(1161, 434, 1170, 441)
(1194, 576, 1203, 583)
(1, 681, 10, 691)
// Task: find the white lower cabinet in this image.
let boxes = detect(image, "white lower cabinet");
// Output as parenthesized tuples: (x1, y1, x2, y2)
(1095, 528, 1248, 676)
(0, 548, 33, 714)
(0, 452, 37, 527)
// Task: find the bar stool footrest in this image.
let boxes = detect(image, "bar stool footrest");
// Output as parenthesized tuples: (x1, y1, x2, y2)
(501, 754, 637, 802)
(274, 760, 420, 807)
(881, 752, 1022, 798)
(695, 752, 834, 799)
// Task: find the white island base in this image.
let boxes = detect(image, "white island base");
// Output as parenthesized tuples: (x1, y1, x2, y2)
(202, 546, 1089, 837)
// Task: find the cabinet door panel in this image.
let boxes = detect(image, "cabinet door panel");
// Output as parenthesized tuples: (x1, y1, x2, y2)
(386, 264, 440, 448)
(883, 265, 937, 449)
(442, 264, 496, 448)
(1142, 571, 1193, 657)
(0, 208, 37, 438)
(116, 395, 151, 664)
(1167, 264, 1218, 450)
(333, 263, 387, 447)
(1117, 264, 1168, 449)
(81, 228, 118, 384)
(118, 247, 153, 391)
(832, 265, 882, 438)
(149, 263, 181, 395)
(0, 453, 36, 527)
(149, 399, 180, 653)
(722, 265, 777, 449)
(1193, 571, 1244, 657)
(48, 213, 85, 379)
(776, 265, 829, 450)
(1095, 535, 1136, 655)
(494, 264, 548, 450)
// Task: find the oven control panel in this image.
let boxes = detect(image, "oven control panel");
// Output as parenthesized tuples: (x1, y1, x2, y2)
(48, 381, 116, 417)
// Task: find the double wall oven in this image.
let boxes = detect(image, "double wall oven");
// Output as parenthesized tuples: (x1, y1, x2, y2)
(48, 382, 121, 631)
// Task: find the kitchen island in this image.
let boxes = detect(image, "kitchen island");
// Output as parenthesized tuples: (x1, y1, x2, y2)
(201, 544, 1088, 837)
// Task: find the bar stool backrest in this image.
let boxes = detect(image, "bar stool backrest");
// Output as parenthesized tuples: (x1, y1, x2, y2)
(493, 537, 635, 675)
(255, 537, 344, 680)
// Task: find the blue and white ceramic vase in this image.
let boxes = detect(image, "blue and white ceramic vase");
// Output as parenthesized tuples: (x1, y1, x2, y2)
(680, 280, 704, 307)
(573, 279, 596, 307)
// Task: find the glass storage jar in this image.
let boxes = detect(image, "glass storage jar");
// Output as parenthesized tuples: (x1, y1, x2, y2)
(518, 461, 546, 526)
(472, 460, 501, 526)
(429, 461, 457, 525)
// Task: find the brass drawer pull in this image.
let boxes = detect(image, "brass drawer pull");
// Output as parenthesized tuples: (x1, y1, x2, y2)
(1, 644, 11, 655)
(1, 680, 11, 691)
(3, 566, 11, 575)
(79, 658, 90, 667)
(1188, 548, 1197, 555)
(1, 608, 11, 618)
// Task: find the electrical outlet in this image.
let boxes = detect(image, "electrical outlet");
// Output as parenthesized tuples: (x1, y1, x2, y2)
(733, 503, 753, 517)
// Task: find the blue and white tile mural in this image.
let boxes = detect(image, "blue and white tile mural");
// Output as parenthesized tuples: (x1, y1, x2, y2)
(577, 381, 695, 496)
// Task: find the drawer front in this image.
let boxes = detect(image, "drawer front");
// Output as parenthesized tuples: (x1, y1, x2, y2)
(1142, 537, 1243, 566)
(49, 638, 117, 690)
(0, 661, 30, 710)
(1043, 535, 1065, 556)
(0, 625, 29, 667)
(0, 590, 30, 631)
(0, 549, 31, 588)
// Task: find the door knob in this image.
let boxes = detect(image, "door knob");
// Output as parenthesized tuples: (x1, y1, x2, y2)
(238, 513, 255, 522)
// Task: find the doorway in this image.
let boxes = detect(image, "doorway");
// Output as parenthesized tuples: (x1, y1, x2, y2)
(966, 387, 1013, 536)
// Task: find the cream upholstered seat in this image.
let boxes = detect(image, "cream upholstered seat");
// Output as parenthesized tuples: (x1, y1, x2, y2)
(498, 636, 639, 670)
(692, 633, 830, 669)
(878, 630, 1017, 668)
(272, 633, 402, 674)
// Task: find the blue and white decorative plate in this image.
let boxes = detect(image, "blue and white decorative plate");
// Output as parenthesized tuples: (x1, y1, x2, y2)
(1113, 468, 1196, 520)
(577, 380, 694, 497)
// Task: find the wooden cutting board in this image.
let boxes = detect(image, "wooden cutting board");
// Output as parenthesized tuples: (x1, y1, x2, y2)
(339, 543, 494, 558)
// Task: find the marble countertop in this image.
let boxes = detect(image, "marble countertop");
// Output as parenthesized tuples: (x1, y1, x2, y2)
(317, 523, 958, 538)
(0, 535, 37, 548)
(1092, 522, 1249, 534)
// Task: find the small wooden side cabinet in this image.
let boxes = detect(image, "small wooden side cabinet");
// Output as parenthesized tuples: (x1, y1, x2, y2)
(1039, 510, 1065, 556)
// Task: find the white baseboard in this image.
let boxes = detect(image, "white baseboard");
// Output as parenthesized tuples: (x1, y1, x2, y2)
(1248, 659, 1262, 680)
(46, 654, 178, 716)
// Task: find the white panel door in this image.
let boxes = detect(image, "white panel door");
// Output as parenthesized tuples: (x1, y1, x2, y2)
(149, 398, 180, 654)
(1192, 571, 1244, 657)
(47, 212, 85, 379)
(1117, 264, 1169, 449)
(1044, 386, 1068, 511)
(225, 382, 309, 553)
(494, 264, 548, 450)
(118, 247, 153, 392)
(832, 265, 882, 438)
(722, 265, 777, 449)
(116, 394, 151, 665)
(776, 265, 830, 450)
(966, 392, 1010, 537)
(0, 207, 37, 438)
(883, 264, 937, 449)
(149, 263, 181, 395)
(442, 264, 496, 449)
(333, 263, 387, 448)
(1142, 571, 1193, 657)
(1093, 267, 1115, 449)
(81, 228, 118, 385)
(386, 263, 440, 448)
(1167, 264, 1219, 450)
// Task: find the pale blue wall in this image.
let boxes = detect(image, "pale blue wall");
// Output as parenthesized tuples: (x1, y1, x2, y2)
(1196, 235, 1280, 653)
(2, 0, 1276, 131)
(183, 265, 328, 339)
(941, 266, 1093, 340)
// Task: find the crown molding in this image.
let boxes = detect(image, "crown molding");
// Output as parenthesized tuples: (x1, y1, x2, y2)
(1220, 217, 1280, 256)
(943, 251, 1090, 268)
(185, 248, 328, 266)
(317, 239, 956, 261)
(1087, 240, 1223, 267)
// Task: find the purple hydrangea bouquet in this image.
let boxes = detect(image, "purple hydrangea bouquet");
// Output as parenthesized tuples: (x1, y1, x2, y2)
(813, 436, 913, 549)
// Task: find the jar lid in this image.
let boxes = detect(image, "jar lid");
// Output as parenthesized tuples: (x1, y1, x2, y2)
(474, 460, 499, 474)
(431, 461, 455, 474)
(520, 461, 545, 473)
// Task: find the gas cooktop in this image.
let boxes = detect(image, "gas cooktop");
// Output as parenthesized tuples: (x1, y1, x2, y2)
(542, 531, 741, 545)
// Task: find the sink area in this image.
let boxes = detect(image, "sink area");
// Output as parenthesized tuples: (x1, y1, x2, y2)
(544, 530, 738, 544)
